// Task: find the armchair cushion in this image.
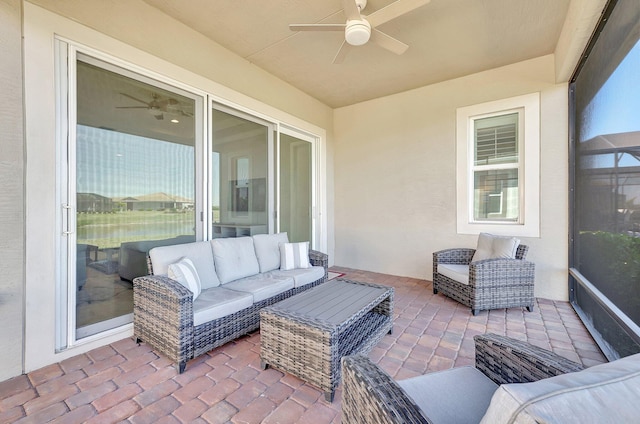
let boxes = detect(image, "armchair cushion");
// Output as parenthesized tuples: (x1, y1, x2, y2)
(472, 233, 520, 262)
(398, 366, 498, 424)
(481, 352, 640, 423)
(436, 264, 469, 285)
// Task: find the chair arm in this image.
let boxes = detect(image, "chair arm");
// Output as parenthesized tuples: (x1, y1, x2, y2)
(342, 356, 429, 424)
(309, 249, 329, 278)
(133, 275, 195, 365)
(433, 248, 475, 265)
(469, 258, 535, 286)
(474, 333, 584, 385)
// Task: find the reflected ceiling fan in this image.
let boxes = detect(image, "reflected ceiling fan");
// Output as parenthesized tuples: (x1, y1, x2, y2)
(116, 93, 192, 120)
(289, 0, 431, 63)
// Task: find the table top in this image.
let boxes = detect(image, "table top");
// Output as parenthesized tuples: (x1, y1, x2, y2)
(262, 279, 392, 328)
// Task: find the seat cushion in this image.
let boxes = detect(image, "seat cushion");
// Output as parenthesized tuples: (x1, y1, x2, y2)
(224, 273, 294, 303)
(398, 366, 498, 424)
(211, 237, 260, 284)
(480, 353, 640, 423)
(149, 241, 220, 289)
(193, 287, 254, 326)
(437, 264, 470, 285)
(253, 232, 289, 273)
(271, 266, 325, 288)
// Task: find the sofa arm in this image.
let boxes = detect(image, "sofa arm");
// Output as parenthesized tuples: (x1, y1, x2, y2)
(342, 356, 429, 424)
(133, 275, 195, 371)
(474, 333, 584, 385)
(309, 249, 329, 278)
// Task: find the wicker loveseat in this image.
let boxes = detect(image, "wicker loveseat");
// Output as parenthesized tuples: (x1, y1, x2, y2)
(433, 233, 535, 315)
(342, 333, 640, 423)
(133, 233, 328, 373)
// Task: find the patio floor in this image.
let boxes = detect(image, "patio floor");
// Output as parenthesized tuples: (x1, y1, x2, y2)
(0, 267, 606, 423)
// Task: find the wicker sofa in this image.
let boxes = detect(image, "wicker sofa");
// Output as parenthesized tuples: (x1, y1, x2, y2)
(433, 234, 535, 315)
(133, 233, 328, 373)
(342, 333, 640, 423)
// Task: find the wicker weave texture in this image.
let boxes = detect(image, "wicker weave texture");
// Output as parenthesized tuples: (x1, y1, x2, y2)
(260, 279, 393, 401)
(342, 333, 586, 423)
(474, 333, 584, 385)
(432, 245, 535, 314)
(134, 249, 328, 372)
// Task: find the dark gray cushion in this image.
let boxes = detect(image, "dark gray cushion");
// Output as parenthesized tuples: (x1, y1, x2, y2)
(398, 366, 498, 424)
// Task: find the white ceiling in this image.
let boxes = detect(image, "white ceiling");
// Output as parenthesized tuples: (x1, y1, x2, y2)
(141, 0, 572, 108)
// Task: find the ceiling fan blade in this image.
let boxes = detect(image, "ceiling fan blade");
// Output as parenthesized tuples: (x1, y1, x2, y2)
(119, 92, 150, 106)
(367, 0, 431, 27)
(342, 0, 362, 21)
(115, 106, 148, 109)
(290, 23, 345, 31)
(371, 29, 409, 55)
(332, 40, 352, 64)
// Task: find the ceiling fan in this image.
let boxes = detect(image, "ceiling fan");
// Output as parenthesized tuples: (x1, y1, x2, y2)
(116, 93, 192, 120)
(289, 0, 431, 64)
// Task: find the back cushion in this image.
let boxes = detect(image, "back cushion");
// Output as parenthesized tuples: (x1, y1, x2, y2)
(149, 241, 220, 289)
(472, 233, 520, 262)
(480, 353, 640, 423)
(211, 237, 260, 284)
(253, 232, 289, 273)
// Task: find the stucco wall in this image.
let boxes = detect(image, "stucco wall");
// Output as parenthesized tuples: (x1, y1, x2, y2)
(0, 0, 26, 381)
(334, 54, 569, 301)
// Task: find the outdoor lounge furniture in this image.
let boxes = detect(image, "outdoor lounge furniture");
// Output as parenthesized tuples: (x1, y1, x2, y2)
(342, 333, 640, 423)
(432, 233, 535, 315)
(260, 279, 393, 401)
(133, 233, 328, 373)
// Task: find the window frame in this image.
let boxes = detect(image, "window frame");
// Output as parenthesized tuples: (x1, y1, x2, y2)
(456, 93, 540, 237)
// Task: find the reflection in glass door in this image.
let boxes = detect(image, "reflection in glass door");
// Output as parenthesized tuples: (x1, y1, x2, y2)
(279, 132, 313, 243)
(211, 106, 271, 238)
(73, 56, 200, 339)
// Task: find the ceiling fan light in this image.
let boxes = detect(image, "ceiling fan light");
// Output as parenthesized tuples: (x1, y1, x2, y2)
(345, 19, 371, 46)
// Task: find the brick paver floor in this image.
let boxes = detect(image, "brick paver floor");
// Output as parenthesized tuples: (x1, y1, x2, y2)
(0, 268, 606, 423)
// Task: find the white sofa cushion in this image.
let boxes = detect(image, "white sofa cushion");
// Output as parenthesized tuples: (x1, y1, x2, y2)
(399, 366, 498, 424)
(472, 233, 520, 262)
(480, 353, 640, 424)
(167, 257, 202, 299)
(271, 266, 325, 288)
(280, 241, 311, 270)
(224, 273, 294, 303)
(193, 287, 254, 326)
(149, 241, 220, 289)
(253, 232, 289, 273)
(437, 264, 470, 285)
(211, 237, 260, 284)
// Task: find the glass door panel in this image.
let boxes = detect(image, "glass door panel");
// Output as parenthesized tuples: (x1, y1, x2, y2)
(75, 57, 199, 339)
(279, 133, 312, 243)
(211, 107, 270, 238)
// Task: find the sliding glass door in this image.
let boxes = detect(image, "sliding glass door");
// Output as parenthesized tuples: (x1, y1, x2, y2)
(66, 52, 203, 341)
(278, 130, 314, 242)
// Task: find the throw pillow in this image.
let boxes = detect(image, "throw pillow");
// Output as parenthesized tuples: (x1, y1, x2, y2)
(279, 242, 311, 271)
(168, 257, 202, 299)
(472, 233, 520, 262)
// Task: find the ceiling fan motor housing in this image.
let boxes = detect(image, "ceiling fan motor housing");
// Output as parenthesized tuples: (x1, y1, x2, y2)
(345, 19, 371, 46)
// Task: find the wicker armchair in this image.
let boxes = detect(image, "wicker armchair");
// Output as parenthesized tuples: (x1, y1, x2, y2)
(341, 333, 585, 424)
(432, 244, 535, 315)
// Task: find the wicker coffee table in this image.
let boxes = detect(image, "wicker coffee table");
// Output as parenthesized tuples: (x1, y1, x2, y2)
(260, 279, 394, 401)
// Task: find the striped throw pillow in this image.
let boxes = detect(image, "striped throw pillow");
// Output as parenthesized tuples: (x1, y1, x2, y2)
(279, 242, 311, 271)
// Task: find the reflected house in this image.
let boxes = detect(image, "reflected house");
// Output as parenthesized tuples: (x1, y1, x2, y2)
(579, 131, 640, 234)
(77, 192, 113, 213)
(116, 192, 194, 211)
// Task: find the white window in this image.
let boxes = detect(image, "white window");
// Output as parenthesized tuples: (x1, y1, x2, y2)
(456, 93, 540, 237)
